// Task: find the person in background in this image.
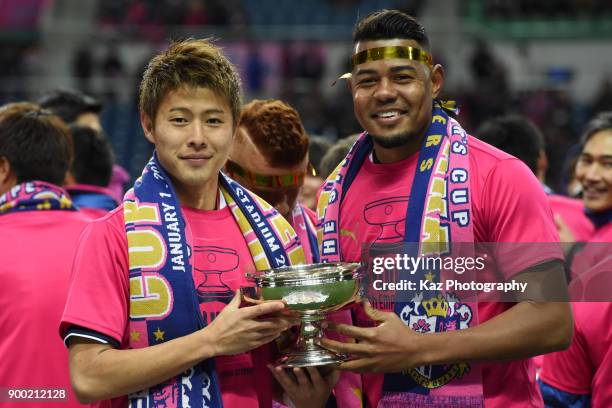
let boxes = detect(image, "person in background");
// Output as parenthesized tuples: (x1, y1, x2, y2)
(38, 89, 130, 202)
(0, 102, 91, 407)
(298, 135, 330, 211)
(64, 124, 118, 218)
(225, 99, 362, 407)
(226, 99, 319, 263)
(475, 115, 594, 242)
(317, 9, 571, 407)
(319, 134, 359, 179)
(38, 89, 103, 132)
(539, 111, 612, 408)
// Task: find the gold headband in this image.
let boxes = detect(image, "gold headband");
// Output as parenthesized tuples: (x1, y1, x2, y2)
(351, 46, 433, 70)
(332, 46, 434, 85)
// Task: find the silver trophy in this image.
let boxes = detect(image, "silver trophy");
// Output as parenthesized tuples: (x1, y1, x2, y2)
(246, 262, 362, 368)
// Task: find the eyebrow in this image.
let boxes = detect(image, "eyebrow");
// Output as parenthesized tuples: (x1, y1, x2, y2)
(168, 107, 226, 115)
(581, 152, 612, 160)
(354, 65, 418, 77)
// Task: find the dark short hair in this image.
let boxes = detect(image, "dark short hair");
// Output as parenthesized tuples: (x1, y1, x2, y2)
(475, 115, 544, 174)
(353, 9, 430, 50)
(308, 136, 332, 175)
(38, 89, 102, 123)
(320, 134, 359, 179)
(0, 102, 73, 185)
(580, 111, 612, 147)
(69, 124, 113, 186)
(238, 99, 309, 168)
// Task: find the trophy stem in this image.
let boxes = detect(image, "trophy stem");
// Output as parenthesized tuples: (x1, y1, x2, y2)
(298, 314, 324, 351)
(276, 313, 347, 368)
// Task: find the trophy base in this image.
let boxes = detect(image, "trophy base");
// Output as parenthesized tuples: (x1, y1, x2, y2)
(276, 347, 347, 368)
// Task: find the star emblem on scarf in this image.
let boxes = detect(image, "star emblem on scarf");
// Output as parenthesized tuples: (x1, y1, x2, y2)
(154, 327, 165, 342)
(130, 329, 141, 343)
(36, 200, 51, 210)
(0, 202, 14, 213)
(424, 271, 435, 282)
(59, 195, 73, 209)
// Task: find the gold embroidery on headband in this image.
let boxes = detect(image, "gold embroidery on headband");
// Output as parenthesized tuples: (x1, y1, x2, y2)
(351, 46, 433, 70)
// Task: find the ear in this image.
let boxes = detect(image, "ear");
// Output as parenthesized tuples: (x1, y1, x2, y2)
(140, 112, 155, 144)
(0, 156, 16, 196)
(537, 150, 548, 182)
(430, 64, 445, 99)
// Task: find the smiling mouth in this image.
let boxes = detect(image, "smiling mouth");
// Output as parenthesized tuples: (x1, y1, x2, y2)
(180, 155, 212, 166)
(181, 155, 212, 160)
(583, 186, 608, 197)
(372, 110, 407, 120)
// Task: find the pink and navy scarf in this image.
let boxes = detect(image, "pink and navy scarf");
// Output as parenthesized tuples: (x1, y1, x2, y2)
(0, 181, 75, 214)
(291, 204, 320, 263)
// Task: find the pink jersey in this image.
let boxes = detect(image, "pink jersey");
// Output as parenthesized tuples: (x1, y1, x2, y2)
(570, 222, 612, 282)
(548, 194, 594, 242)
(541, 221, 611, 404)
(588, 222, 612, 243)
(540, 302, 612, 407)
(60, 203, 271, 408)
(0, 210, 91, 408)
(338, 136, 562, 408)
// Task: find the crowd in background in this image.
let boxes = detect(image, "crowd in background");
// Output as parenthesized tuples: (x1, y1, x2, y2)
(0, 0, 611, 195)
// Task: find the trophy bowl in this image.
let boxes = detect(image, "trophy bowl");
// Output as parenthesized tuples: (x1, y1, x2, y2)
(245, 262, 362, 368)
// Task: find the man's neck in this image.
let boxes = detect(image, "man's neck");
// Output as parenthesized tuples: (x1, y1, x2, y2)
(175, 178, 220, 210)
(372, 135, 424, 164)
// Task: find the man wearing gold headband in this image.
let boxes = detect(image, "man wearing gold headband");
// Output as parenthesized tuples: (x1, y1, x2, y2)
(318, 9, 572, 408)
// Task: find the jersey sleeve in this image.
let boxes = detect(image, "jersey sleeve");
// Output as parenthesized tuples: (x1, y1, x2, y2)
(480, 158, 563, 278)
(63, 325, 122, 348)
(60, 212, 129, 346)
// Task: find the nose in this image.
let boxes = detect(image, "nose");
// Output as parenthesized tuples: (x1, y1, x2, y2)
(187, 121, 207, 149)
(373, 77, 397, 103)
(583, 162, 603, 182)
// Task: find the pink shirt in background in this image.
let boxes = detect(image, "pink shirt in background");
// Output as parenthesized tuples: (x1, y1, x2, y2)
(540, 302, 612, 407)
(540, 220, 611, 405)
(61, 203, 271, 408)
(337, 136, 562, 408)
(548, 194, 594, 242)
(107, 164, 130, 203)
(587, 222, 612, 243)
(570, 222, 612, 282)
(0, 210, 91, 408)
